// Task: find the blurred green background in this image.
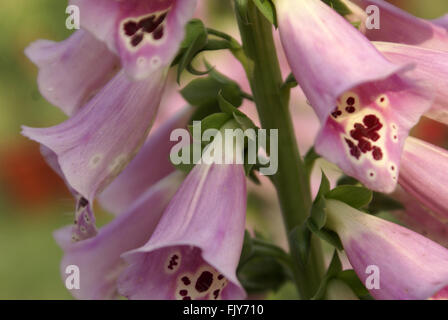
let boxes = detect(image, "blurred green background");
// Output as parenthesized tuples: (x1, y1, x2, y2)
(0, 0, 447, 299)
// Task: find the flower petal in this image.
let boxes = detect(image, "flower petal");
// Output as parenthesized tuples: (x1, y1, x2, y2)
(54, 172, 184, 299)
(118, 163, 247, 300)
(40, 145, 98, 241)
(25, 30, 119, 116)
(99, 106, 192, 215)
(433, 14, 448, 30)
(277, 0, 433, 192)
(326, 199, 448, 300)
(392, 187, 448, 248)
(375, 42, 448, 125)
(351, 0, 448, 51)
(277, 0, 410, 122)
(22, 69, 167, 200)
(399, 137, 448, 222)
(315, 76, 432, 193)
(70, 0, 197, 79)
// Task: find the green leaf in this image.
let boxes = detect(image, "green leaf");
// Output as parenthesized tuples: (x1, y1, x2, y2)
(218, 92, 258, 132)
(337, 175, 359, 186)
(307, 223, 343, 251)
(306, 173, 345, 250)
(322, 0, 352, 16)
(351, 21, 361, 29)
(237, 255, 289, 293)
(180, 75, 243, 109)
(189, 103, 222, 123)
(282, 73, 298, 89)
(203, 39, 233, 51)
(326, 185, 373, 209)
(307, 172, 330, 231)
(176, 19, 208, 83)
(368, 192, 404, 214)
(253, 0, 278, 28)
(316, 171, 331, 199)
(237, 231, 291, 293)
(309, 197, 327, 231)
(197, 112, 232, 134)
(239, 230, 254, 267)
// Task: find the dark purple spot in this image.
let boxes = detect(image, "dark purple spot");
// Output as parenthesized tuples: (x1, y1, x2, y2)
(131, 33, 144, 47)
(181, 276, 191, 286)
(195, 271, 213, 293)
(124, 21, 139, 36)
(183, 296, 191, 300)
(153, 26, 164, 40)
(139, 13, 166, 34)
(347, 114, 384, 160)
(345, 138, 360, 160)
(363, 114, 383, 138)
(217, 274, 224, 280)
(372, 146, 383, 161)
(179, 290, 188, 296)
(167, 254, 179, 270)
(346, 97, 355, 105)
(213, 289, 220, 299)
(78, 197, 88, 209)
(331, 107, 342, 119)
(138, 15, 157, 33)
(345, 106, 355, 113)
(154, 13, 167, 25)
(380, 97, 385, 103)
(358, 138, 372, 153)
(391, 165, 395, 171)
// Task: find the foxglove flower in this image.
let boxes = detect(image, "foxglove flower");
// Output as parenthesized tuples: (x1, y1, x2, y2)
(23, 0, 197, 201)
(25, 30, 119, 116)
(326, 199, 448, 300)
(40, 145, 98, 241)
(399, 137, 448, 222)
(22, 69, 166, 200)
(277, 0, 432, 193)
(99, 106, 192, 215)
(392, 187, 448, 248)
(118, 135, 247, 300)
(71, 0, 197, 80)
(351, 0, 448, 51)
(55, 172, 184, 299)
(375, 42, 448, 125)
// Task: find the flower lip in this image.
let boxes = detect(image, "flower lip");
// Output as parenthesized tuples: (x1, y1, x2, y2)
(118, 160, 247, 300)
(326, 199, 448, 300)
(119, 243, 246, 300)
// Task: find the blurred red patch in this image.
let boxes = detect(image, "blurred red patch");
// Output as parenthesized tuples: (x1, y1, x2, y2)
(412, 117, 448, 148)
(0, 140, 69, 208)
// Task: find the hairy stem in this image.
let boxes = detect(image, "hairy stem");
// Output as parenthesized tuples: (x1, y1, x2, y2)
(234, 0, 325, 299)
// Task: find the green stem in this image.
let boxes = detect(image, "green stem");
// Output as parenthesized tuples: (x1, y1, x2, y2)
(234, 0, 325, 299)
